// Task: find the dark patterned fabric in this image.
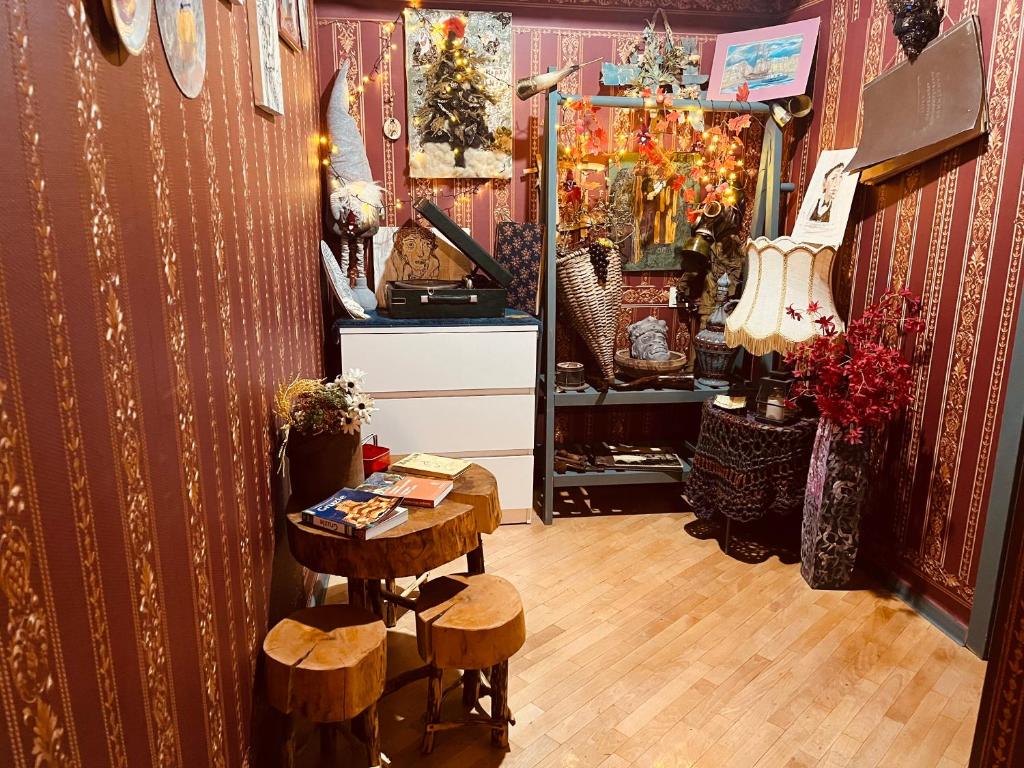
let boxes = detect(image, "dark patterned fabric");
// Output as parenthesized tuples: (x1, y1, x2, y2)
(686, 401, 817, 522)
(801, 421, 870, 588)
(494, 221, 543, 315)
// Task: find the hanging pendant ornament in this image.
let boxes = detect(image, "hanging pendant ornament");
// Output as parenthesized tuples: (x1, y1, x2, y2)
(383, 116, 403, 142)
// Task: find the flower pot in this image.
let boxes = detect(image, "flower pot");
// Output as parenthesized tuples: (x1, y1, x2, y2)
(286, 429, 365, 509)
(800, 419, 870, 589)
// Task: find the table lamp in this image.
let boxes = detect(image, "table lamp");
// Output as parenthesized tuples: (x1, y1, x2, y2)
(724, 236, 844, 356)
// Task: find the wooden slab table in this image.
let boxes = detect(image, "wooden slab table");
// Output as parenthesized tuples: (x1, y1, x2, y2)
(287, 463, 502, 611)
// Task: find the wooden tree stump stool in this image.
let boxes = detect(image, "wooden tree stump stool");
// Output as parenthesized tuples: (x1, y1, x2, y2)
(415, 573, 526, 753)
(264, 605, 386, 768)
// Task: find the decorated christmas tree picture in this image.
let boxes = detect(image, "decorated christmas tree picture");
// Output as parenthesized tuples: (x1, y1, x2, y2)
(405, 9, 512, 179)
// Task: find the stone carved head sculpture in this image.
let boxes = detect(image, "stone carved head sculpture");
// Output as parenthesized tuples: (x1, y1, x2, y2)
(886, 0, 942, 59)
(628, 316, 671, 361)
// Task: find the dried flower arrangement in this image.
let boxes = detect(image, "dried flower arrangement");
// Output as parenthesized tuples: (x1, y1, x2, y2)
(785, 288, 924, 444)
(274, 369, 377, 437)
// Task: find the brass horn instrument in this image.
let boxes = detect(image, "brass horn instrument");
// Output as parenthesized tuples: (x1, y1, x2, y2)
(516, 58, 601, 100)
(770, 94, 814, 128)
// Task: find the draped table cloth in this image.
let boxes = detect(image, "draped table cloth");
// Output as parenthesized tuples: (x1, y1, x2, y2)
(686, 401, 817, 522)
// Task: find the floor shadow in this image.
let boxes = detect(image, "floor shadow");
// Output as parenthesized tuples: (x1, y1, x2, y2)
(683, 513, 801, 566)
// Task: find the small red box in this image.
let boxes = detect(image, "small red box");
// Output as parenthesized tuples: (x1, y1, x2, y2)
(362, 434, 391, 476)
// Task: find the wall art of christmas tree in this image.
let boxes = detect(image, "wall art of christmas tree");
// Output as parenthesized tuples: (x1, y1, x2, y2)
(405, 9, 513, 179)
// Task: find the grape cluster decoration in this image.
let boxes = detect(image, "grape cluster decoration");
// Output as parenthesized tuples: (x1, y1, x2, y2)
(588, 238, 614, 284)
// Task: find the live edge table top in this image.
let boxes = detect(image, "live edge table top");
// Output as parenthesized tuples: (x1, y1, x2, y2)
(286, 463, 502, 580)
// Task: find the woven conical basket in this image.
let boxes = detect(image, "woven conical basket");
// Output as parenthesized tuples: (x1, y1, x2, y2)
(556, 242, 623, 382)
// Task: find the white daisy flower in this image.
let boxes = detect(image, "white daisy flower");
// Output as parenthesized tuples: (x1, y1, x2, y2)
(340, 414, 360, 435)
(341, 368, 367, 390)
(352, 393, 376, 423)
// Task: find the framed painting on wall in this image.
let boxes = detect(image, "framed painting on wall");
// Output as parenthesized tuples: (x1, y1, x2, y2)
(279, 0, 301, 51)
(155, 0, 207, 98)
(708, 19, 820, 103)
(404, 9, 513, 179)
(247, 0, 285, 115)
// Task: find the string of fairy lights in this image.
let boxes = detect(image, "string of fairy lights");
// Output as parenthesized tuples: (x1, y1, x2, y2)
(319, 0, 495, 214)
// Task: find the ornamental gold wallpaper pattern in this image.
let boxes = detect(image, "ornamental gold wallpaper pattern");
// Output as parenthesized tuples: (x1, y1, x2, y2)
(0, 2, 322, 766)
(786, 0, 1024, 627)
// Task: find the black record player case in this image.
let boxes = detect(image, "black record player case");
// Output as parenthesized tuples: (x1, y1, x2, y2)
(383, 200, 512, 319)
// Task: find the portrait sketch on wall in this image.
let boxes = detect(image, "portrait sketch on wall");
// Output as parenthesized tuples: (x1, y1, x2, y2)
(155, 0, 206, 98)
(791, 148, 860, 248)
(104, 0, 153, 55)
(247, 0, 285, 115)
(371, 224, 474, 304)
(405, 9, 513, 179)
(279, 0, 301, 50)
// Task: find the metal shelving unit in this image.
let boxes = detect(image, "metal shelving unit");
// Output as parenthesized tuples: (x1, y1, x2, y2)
(537, 88, 787, 524)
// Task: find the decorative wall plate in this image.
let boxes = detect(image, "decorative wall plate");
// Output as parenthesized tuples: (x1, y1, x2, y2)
(155, 0, 207, 99)
(383, 116, 402, 142)
(103, 0, 153, 55)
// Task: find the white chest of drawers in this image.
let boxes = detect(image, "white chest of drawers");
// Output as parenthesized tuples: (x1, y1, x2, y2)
(334, 313, 540, 524)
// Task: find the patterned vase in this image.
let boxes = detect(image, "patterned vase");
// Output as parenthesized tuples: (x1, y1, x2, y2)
(800, 419, 870, 589)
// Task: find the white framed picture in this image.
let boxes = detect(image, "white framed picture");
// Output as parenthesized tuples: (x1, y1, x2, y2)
(296, 0, 310, 49)
(791, 148, 860, 248)
(247, 0, 284, 115)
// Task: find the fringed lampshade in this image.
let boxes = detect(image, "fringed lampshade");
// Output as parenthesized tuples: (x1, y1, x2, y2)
(725, 237, 844, 356)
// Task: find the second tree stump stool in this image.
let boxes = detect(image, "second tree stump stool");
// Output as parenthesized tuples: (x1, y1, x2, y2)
(264, 604, 387, 767)
(415, 573, 526, 753)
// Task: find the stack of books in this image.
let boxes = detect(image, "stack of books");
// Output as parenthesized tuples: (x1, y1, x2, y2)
(300, 453, 471, 539)
(357, 472, 453, 508)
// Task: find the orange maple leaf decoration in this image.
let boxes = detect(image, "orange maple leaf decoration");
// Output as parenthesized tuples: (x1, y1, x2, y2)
(736, 81, 750, 101)
(728, 114, 752, 133)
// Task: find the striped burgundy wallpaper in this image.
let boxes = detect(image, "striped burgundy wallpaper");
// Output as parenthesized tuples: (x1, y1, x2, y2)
(785, 0, 1024, 628)
(0, 1, 321, 766)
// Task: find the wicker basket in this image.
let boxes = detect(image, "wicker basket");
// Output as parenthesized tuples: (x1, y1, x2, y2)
(614, 349, 688, 378)
(556, 242, 623, 382)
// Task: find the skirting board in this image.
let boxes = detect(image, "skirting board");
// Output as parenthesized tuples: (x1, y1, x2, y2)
(866, 563, 970, 648)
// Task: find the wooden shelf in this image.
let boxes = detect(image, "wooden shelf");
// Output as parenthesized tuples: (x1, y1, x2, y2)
(552, 384, 720, 407)
(537, 87, 787, 524)
(552, 464, 690, 487)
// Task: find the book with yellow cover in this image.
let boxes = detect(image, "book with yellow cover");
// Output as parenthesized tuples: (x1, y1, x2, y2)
(390, 453, 471, 480)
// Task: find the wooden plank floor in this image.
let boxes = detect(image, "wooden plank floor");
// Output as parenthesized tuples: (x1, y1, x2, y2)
(311, 511, 985, 767)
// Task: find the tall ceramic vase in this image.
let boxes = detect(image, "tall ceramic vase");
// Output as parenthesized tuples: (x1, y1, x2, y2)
(800, 420, 870, 589)
(286, 429, 365, 509)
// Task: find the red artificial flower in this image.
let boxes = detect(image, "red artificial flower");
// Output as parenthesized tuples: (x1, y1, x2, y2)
(786, 288, 923, 443)
(736, 82, 751, 101)
(786, 305, 804, 322)
(441, 16, 467, 39)
(806, 300, 821, 314)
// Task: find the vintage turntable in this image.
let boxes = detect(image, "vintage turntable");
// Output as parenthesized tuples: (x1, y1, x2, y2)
(384, 200, 513, 319)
